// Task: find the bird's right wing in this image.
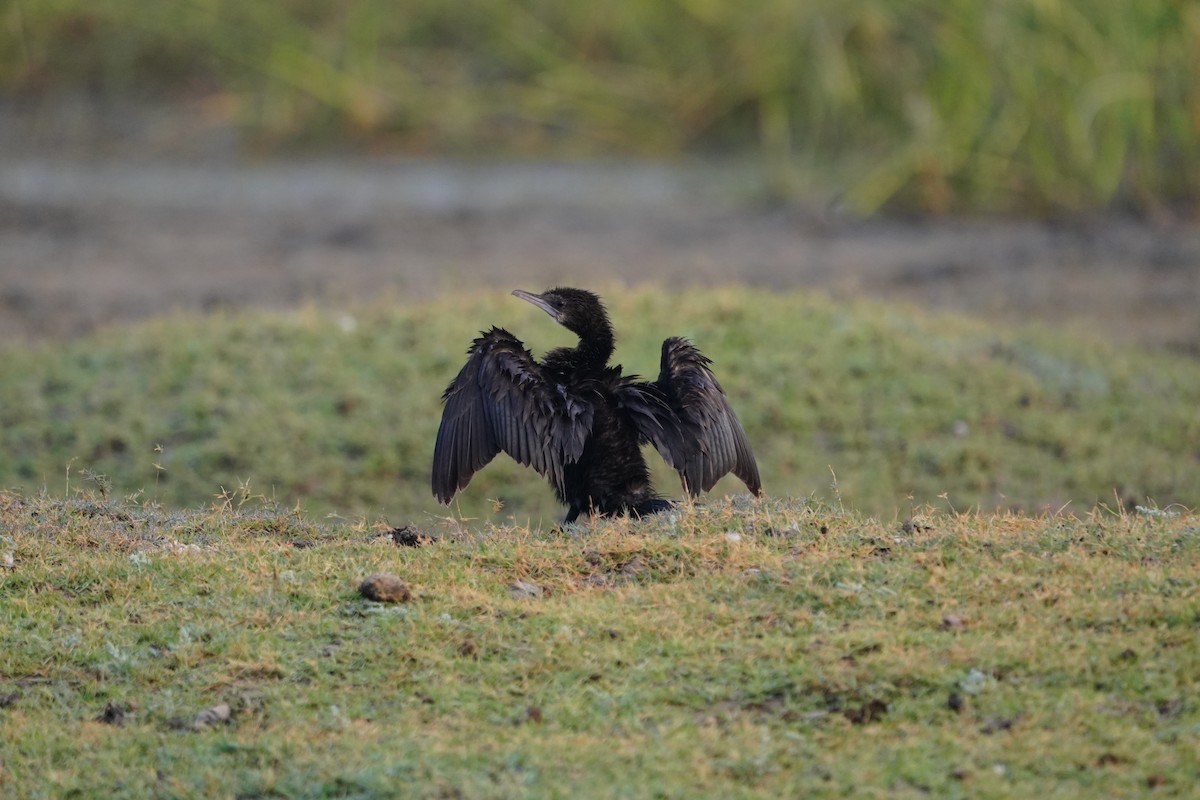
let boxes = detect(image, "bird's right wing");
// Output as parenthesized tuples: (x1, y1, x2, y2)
(432, 327, 594, 504)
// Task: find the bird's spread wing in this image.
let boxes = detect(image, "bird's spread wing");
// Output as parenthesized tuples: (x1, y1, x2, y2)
(612, 377, 685, 463)
(432, 327, 594, 503)
(644, 336, 761, 497)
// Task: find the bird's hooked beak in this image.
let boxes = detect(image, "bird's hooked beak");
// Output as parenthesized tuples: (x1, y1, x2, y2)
(512, 289, 560, 323)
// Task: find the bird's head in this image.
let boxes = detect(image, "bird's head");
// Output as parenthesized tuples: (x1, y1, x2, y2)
(512, 287, 608, 338)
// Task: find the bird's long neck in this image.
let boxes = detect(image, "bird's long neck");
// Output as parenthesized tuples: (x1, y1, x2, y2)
(572, 315, 614, 368)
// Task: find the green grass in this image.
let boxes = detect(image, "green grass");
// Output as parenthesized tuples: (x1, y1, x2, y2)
(5, 0, 1198, 213)
(1, 492, 1197, 797)
(1, 288, 1197, 795)
(0, 286, 1197, 527)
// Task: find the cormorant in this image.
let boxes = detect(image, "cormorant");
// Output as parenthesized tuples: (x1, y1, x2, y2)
(432, 288, 762, 523)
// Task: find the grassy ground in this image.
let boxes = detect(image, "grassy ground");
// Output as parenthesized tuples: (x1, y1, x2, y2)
(0, 286, 1197, 526)
(1, 492, 1196, 797)
(6, 1, 1198, 213)
(1, 288, 1197, 795)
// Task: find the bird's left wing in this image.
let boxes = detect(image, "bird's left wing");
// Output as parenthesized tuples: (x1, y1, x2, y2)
(432, 327, 593, 504)
(647, 336, 762, 497)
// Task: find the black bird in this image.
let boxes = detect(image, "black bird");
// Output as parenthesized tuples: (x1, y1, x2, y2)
(432, 288, 762, 523)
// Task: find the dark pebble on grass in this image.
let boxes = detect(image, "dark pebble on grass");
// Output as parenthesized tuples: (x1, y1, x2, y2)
(519, 706, 543, 725)
(843, 698, 888, 724)
(1156, 697, 1183, 719)
(980, 715, 1018, 734)
(97, 700, 130, 725)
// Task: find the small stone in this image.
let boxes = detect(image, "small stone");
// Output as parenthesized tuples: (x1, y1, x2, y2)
(619, 556, 646, 577)
(358, 572, 412, 603)
(507, 580, 544, 599)
(192, 702, 231, 729)
(941, 613, 967, 630)
(980, 715, 1018, 735)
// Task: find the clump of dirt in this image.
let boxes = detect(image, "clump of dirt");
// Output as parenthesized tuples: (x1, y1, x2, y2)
(358, 572, 412, 603)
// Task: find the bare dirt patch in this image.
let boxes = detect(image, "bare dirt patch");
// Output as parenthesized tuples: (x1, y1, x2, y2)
(2, 155, 1197, 350)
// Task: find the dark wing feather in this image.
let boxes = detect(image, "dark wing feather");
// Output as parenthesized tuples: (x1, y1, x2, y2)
(648, 337, 761, 497)
(612, 378, 685, 465)
(432, 327, 594, 503)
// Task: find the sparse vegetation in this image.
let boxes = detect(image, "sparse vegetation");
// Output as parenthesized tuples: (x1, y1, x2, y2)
(1, 491, 1196, 797)
(5, 0, 1198, 213)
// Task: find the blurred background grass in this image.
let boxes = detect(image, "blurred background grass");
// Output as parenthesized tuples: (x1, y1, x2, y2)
(5, 0, 1199, 215)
